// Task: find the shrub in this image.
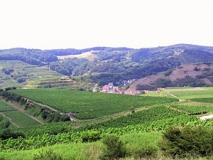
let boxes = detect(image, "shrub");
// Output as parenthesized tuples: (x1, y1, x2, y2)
(132, 145, 158, 159)
(33, 149, 63, 160)
(100, 134, 126, 160)
(158, 126, 213, 158)
(164, 69, 173, 76)
(81, 131, 101, 142)
(0, 129, 25, 140)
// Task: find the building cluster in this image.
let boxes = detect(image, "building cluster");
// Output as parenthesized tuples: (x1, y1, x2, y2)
(100, 83, 121, 94)
(99, 79, 144, 95)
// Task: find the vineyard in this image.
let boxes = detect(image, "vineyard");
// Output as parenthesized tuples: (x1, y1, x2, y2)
(0, 112, 210, 152)
(1, 87, 213, 159)
(9, 88, 178, 119)
(0, 101, 16, 112)
(171, 103, 213, 115)
(3, 111, 40, 127)
(0, 100, 40, 128)
(166, 87, 213, 99)
(83, 106, 185, 129)
(191, 98, 213, 104)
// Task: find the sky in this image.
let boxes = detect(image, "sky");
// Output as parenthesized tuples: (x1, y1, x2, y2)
(0, 0, 213, 49)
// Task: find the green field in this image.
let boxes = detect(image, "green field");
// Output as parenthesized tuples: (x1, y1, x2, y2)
(167, 87, 213, 99)
(171, 103, 213, 114)
(2, 111, 40, 127)
(0, 101, 16, 112)
(10, 88, 178, 119)
(86, 106, 184, 129)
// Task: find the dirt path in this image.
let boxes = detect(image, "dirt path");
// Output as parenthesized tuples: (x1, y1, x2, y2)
(32, 101, 61, 113)
(30, 100, 79, 121)
(163, 89, 183, 102)
(0, 98, 44, 124)
(166, 105, 189, 114)
(0, 112, 20, 128)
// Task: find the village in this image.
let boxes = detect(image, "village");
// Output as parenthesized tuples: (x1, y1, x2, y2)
(98, 79, 144, 95)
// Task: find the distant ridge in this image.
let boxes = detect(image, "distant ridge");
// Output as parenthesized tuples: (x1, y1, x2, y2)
(1, 44, 213, 89)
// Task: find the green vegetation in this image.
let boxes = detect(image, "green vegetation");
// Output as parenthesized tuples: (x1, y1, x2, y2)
(3, 111, 40, 127)
(171, 104, 213, 115)
(0, 101, 16, 112)
(2, 44, 213, 89)
(0, 115, 10, 130)
(0, 60, 62, 89)
(167, 87, 213, 99)
(2, 87, 213, 159)
(3, 44, 213, 159)
(100, 134, 126, 160)
(83, 106, 184, 129)
(0, 129, 25, 140)
(9, 88, 178, 119)
(191, 98, 213, 104)
(159, 126, 213, 158)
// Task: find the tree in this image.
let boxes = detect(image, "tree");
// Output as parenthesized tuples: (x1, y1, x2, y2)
(158, 126, 213, 158)
(154, 78, 173, 88)
(100, 134, 126, 160)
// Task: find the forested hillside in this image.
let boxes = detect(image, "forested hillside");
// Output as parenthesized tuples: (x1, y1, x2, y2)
(1, 44, 213, 89)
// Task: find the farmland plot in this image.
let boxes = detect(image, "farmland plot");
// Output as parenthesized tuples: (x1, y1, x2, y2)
(3, 111, 40, 127)
(10, 89, 178, 119)
(167, 87, 213, 99)
(171, 104, 213, 114)
(0, 101, 16, 112)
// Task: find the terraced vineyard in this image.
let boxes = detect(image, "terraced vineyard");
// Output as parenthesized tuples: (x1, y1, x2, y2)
(10, 88, 178, 119)
(0, 60, 62, 88)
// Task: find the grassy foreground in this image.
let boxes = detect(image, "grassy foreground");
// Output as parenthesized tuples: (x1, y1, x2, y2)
(0, 132, 161, 160)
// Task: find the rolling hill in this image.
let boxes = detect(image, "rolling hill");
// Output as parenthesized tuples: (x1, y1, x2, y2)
(1, 44, 213, 90)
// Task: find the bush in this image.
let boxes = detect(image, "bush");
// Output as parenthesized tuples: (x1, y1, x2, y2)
(100, 134, 126, 160)
(132, 145, 158, 159)
(158, 126, 213, 158)
(136, 84, 155, 90)
(0, 129, 25, 140)
(33, 149, 63, 160)
(81, 130, 101, 142)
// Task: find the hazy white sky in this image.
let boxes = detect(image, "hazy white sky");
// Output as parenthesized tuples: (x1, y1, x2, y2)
(0, 0, 212, 49)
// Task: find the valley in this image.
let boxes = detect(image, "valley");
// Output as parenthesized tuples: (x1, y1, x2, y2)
(1, 44, 213, 159)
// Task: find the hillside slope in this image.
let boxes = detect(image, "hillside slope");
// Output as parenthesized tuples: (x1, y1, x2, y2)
(1, 44, 213, 89)
(127, 63, 213, 92)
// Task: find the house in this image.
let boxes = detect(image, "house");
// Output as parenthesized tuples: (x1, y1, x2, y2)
(113, 86, 119, 92)
(102, 85, 109, 92)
